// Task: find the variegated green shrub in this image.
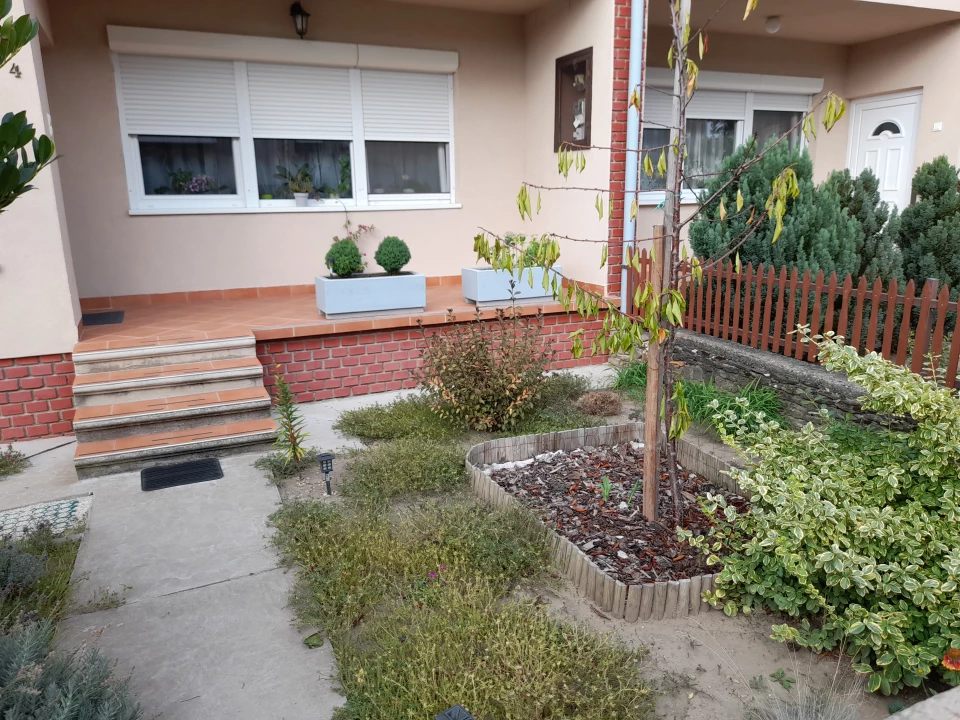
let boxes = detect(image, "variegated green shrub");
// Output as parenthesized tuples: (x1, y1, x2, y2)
(682, 333, 960, 695)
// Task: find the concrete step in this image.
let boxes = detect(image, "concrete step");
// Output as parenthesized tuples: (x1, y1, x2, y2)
(73, 388, 273, 443)
(73, 336, 257, 374)
(72, 357, 265, 407)
(74, 418, 278, 479)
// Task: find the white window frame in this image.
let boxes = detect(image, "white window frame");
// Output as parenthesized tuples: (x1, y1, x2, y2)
(638, 69, 822, 207)
(109, 28, 459, 216)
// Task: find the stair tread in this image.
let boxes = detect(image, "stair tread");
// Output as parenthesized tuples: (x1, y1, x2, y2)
(75, 418, 277, 459)
(74, 388, 271, 423)
(74, 356, 262, 386)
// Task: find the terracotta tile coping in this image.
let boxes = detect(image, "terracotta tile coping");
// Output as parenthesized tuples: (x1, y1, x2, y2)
(73, 292, 621, 354)
(80, 276, 464, 312)
(75, 418, 276, 458)
(73, 388, 269, 422)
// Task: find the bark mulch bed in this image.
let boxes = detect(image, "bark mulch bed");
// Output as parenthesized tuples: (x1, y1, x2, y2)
(485, 442, 749, 585)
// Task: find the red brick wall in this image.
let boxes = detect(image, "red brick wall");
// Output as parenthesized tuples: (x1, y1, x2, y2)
(606, 0, 633, 298)
(0, 355, 75, 442)
(258, 313, 607, 403)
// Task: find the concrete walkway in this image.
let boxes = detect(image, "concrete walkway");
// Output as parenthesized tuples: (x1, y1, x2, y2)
(3, 439, 343, 720)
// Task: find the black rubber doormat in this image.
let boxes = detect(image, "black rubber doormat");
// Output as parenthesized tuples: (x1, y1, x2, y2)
(81, 311, 125, 326)
(141, 458, 223, 492)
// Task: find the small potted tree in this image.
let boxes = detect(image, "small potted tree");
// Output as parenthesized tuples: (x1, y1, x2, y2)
(462, 234, 562, 306)
(275, 163, 314, 206)
(316, 235, 426, 318)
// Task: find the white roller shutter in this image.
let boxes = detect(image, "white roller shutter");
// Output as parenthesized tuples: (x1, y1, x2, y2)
(753, 92, 811, 112)
(246, 63, 353, 140)
(642, 89, 674, 131)
(116, 55, 240, 136)
(360, 70, 451, 142)
(686, 90, 746, 120)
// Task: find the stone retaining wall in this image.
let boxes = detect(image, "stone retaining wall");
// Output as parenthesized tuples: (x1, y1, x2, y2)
(674, 330, 887, 428)
(466, 422, 742, 622)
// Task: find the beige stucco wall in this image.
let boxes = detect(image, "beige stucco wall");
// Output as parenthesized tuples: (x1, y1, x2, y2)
(0, 0, 81, 359)
(43, 0, 529, 298)
(633, 28, 852, 258)
(522, 0, 615, 290)
(843, 21, 960, 168)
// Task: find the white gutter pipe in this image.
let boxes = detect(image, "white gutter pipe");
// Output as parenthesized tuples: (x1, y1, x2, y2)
(620, 0, 649, 308)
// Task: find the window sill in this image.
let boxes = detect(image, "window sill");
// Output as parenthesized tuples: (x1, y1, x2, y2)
(128, 201, 463, 216)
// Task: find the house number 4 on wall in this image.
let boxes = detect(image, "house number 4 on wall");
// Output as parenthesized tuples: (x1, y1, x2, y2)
(9, 64, 21, 78)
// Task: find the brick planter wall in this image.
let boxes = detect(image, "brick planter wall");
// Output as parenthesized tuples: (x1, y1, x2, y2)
(257, 312, 608, 403)
(0, 355, 75, 442)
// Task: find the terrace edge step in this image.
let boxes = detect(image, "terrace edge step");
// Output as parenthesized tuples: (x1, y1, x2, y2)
(73, 389, 273, 442)
(74, 418, 278, 479)
(72, 335, 256, 364)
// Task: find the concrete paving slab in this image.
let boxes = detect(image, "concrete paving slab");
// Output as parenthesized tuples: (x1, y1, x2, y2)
(0, 438, 90, 512)
(59, 567, 343, 720)
(70, 452, 281, 604)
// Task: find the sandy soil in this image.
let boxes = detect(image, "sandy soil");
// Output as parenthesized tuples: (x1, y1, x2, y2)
(530, 580, 894, 720)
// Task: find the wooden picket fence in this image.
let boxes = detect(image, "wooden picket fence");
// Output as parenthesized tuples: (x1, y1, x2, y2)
(625, 247, 960, 389)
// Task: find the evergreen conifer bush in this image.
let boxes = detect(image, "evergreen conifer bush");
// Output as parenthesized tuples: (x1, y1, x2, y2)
(690, 144, 860, 278)
(271, 371, 311, 479)
(374, 236, 411, 274)
(898, 156, 960, 294)
(685, 333, 960, 694)
(824, 168, 903, 285)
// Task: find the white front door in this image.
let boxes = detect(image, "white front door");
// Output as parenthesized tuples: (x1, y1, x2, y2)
(848, 92, 921, 212)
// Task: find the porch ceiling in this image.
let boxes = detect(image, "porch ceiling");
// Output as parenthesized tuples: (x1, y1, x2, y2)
(649, 0, 960, 45)
(380, 0, 550, 14)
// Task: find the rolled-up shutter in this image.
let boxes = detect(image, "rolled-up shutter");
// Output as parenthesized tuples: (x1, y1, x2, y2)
(246, 63, 353, 140)
(116, 55, 240, 136)
(360, 70, 451, 142)
(642, 89, 674, 131)
(753, 92, 811, 112)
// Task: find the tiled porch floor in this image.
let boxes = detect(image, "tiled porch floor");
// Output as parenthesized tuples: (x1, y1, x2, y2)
(76, 285, 567, 352)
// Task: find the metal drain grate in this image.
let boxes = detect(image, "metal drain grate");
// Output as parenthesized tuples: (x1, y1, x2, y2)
(141, 458, 223, 492)
(81, 311, 125, 326)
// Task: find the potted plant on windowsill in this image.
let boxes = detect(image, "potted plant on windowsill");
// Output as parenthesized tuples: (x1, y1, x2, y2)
(275, 163, 314, 207)
(462, 235, 562, 306)
(316, 235, 426, 319)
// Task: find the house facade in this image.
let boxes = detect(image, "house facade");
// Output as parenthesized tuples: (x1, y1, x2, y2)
(1, 0, 960, 453)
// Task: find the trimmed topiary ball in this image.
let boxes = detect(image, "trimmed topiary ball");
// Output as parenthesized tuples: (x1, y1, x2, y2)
(374, 236, 411, 274)
(325, 239, 364, 277)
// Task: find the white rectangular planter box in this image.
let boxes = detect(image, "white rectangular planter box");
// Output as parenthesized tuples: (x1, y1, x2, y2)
(316, 273, 426, 319)
(461, 266, 561, 307)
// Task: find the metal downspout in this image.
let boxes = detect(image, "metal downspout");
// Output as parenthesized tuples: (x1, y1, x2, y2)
(620, 0, 649, 308)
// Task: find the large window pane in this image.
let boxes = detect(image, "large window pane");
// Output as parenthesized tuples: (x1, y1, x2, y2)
(139, 136, 236, 195)
(685, 119, 737, 189)
(366, 141, 449, 195)
(254, 139, 352, 200)
(640, 128, 671, 192)
(753, 110, 802, 152)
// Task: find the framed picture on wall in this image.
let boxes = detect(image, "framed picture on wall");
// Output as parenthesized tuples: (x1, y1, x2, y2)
(554, 47, 593, 151)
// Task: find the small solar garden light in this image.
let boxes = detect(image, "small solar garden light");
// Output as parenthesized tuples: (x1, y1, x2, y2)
(435, 706, 474, 720)
(317, 452, 334, 496)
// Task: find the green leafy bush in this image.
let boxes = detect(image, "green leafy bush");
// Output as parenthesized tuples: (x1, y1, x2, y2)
(418, 310, 552, 431)
(333, 395, 459, 441)
(898, 156, 960, 294)
(687, 334, 960, 694)
(342, 437, 465, 503)
(374, 236, 411, 274)
(0, 620, 140, 719)
(325, 239, 364, 277)
(690, 143, 860, 279)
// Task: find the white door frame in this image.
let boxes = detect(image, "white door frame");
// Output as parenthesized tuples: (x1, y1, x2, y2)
(846, 90, 923, 198)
